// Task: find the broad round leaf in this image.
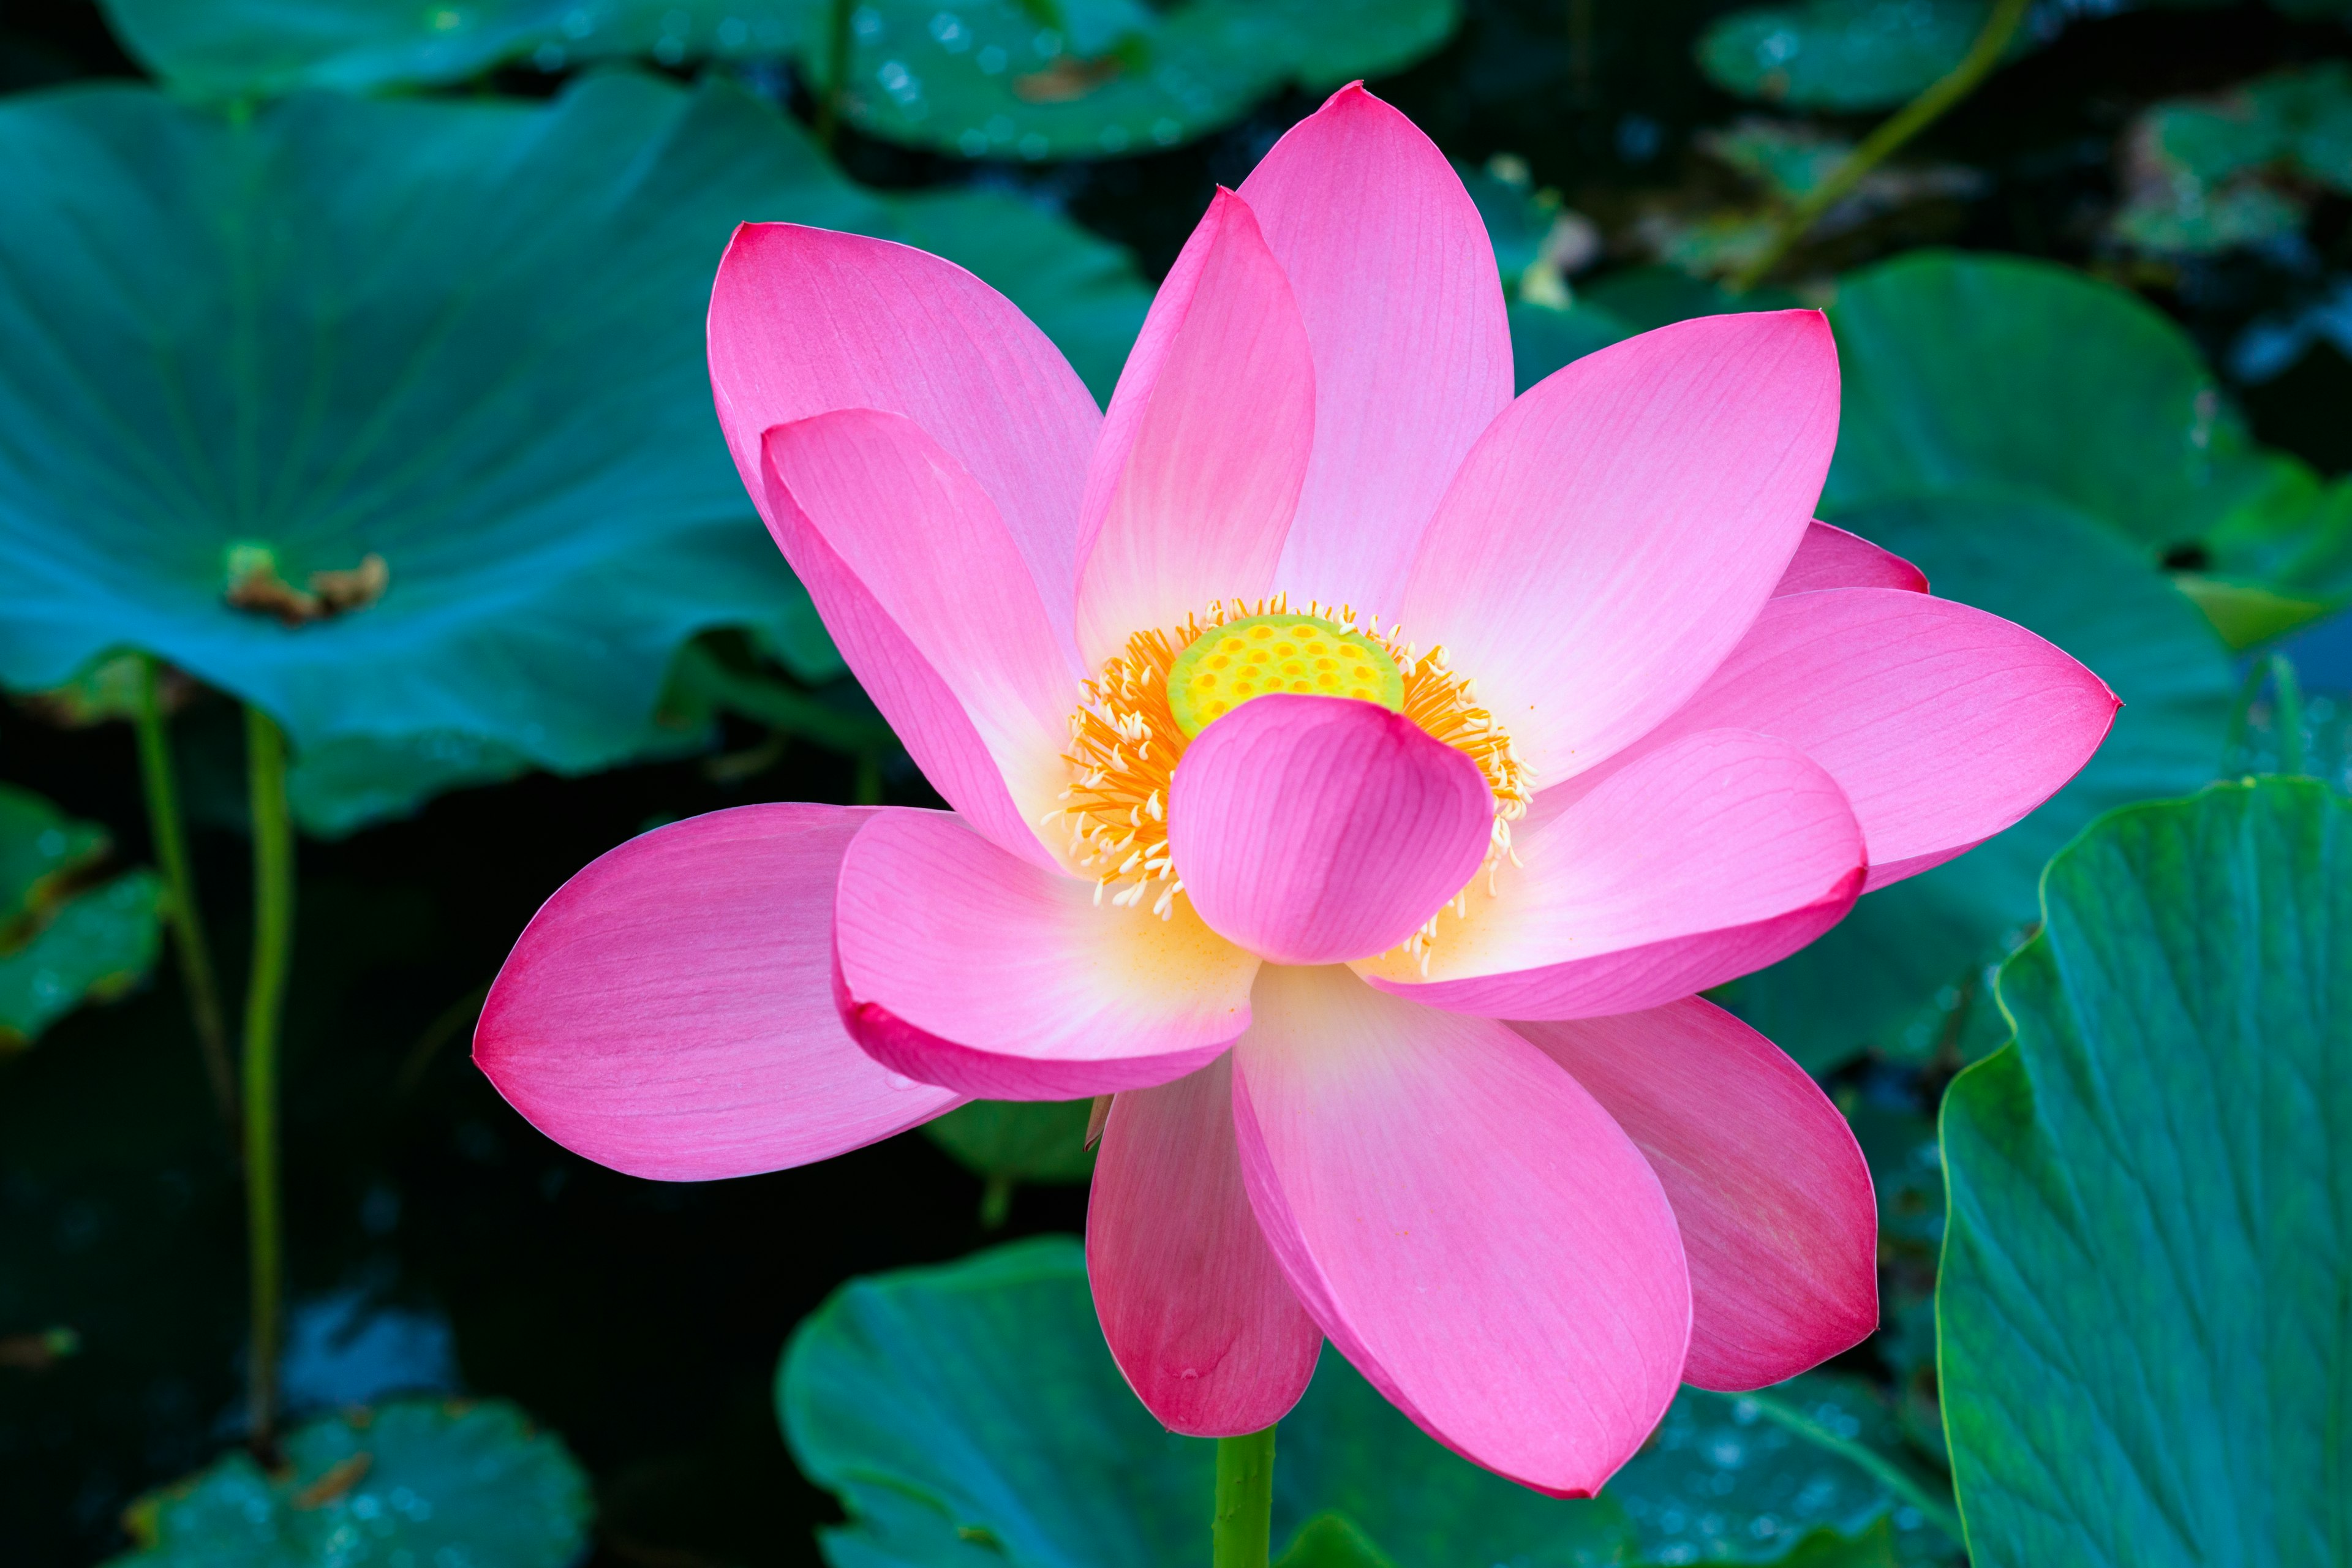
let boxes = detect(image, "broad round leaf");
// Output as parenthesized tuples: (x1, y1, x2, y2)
(107, 1398, 591, 1567)
(1697, 0, 2029, 112)
(1939, 778, 2352, 1567)
(99, 0, 823, 98)
(1716, 494, 2235, 1072)
(0, 784, 162, 1049)
(778, 1236, 1634, 1567)
(806, 0, 1458, 162)
(0, 73, 1148, 834)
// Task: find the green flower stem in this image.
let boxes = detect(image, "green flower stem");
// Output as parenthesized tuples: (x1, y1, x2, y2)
(1740, 1387, 1964, 1544)
(1212, 1425, 1278, 1568)
(1727, 0, 2030, 292)
(241, 705, 296, 1450)
(133, 655, 237, 1134)
(815, 0, 854, 150)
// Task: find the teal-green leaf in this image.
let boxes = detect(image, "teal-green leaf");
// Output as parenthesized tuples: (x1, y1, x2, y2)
(779, 1236, 1634, 1567)
(99, 0, 824, 99)
(921, 1099, 1098, 1184)
(1716, 492, 2236, 1071)
(1938, 778, 2352, 1567)
(1824, 251, 2352, 618)
(0, 73, 1148, 834)
(805, 0, 1458, 162)
(1696, 0, 2029, 113)
(0, 784, 164, 1049)
(105, 1398, 592, 1567)
(1276, 1513, 1398, 1568)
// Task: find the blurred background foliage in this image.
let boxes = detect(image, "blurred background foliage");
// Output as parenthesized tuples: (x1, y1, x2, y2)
(2, 0, 2349, 1562)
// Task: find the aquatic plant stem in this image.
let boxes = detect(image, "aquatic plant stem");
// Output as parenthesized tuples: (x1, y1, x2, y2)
(1212, 1425, 1278, 1568)
(242, 705, 295, 1451)
(1727, 0, 2030, 292)
(815, 0, 853, 150)
(133, 655, 237, 1133)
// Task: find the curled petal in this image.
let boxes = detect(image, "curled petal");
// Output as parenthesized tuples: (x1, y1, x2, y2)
(1514, 998, 1878, 1390)
(834, 810, 1258, 1099)
(1232, 966, 1689, 1496)
(1074, 189, 1315, 669)
(475, 804, 960, 1181)
(1088, 1053, 1323, 1436)
(1360, 728, 1864, 1018)
(708, 222, 1097, 650)
(1169, 695, 1494, 965)
(1773, 519, 1928, 597)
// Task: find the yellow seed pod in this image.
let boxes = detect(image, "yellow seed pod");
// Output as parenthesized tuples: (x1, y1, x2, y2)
(1164, 612, 1406, 738)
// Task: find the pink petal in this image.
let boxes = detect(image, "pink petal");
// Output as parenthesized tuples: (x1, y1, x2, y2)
(1237, 84, 1513, 617)
(1360, 728, 1864, 1018)
(708, 223, 1098, 652)
(1231, 966, 1689, 1496)
(1773, 519, 1928, 597)
(474, 804, 960, 1181)
(1073, 190, 1315, 668)
(1513, 998, 1878, 1391)
(1398, 311, 1841, 782)
(1088, 1052, 1324, 1436)
(1168, 695, 1494, 965)
(758, 472, 1059, 870)
(763, 411, 1078, 832)
(834, 809, 1259, 1098)
(1601, 587, 2118, 892)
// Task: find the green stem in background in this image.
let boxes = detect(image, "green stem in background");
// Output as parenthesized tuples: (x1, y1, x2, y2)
(1212, 1425, 1278, 1568)
(241, 706, 295, 1453)
(2269, 652, 2307, 777)
(132, 655, 238, 1134)
(815, 0, 854, 150)
(853, 752, 885, 805)
(1727, 0, 2030, 292)
(978, 1173, 1016, 1231)
(1741, 1387, 1964, 1544)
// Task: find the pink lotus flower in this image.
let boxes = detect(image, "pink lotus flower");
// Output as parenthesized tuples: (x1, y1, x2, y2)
(475, 87, 2115, 1495)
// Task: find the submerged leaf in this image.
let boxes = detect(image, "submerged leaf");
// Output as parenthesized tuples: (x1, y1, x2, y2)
(1939, 778, 2352, 1567)
(106, 1398, 592, 1567)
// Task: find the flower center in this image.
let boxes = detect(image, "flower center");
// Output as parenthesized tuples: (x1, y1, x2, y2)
(1053, 595, 1533, 948)
(1164, 612, 1404, 736)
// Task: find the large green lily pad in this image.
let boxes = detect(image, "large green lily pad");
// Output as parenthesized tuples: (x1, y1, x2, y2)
(0, 72, 1148, 835)
(780, 1236, 1953, 1567)
(99, 0, 823, 98)
(1717, 492, 2236, 1072)
(1696, 0, 2030, 113)
(805, 0, 1459, 162)
(0, 784, 164, 1049)
(1939, 778, 2352, 1567)
(1824, 251, 2352, 633)
(107, 1398, 592, 1567)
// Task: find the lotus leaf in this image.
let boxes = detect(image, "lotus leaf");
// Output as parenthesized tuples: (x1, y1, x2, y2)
(106, 1398, 592, 1567)
(1939, 778, 2352, 1567)
(1697, 0, 2029, 113)
(0, 71, 1148, 834)
(0, 784, 164, 1049)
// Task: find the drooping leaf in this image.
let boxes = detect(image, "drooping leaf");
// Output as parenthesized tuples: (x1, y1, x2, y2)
(1716, 492, 2236, 1072)
(778, 1236, 1634, 1567)
(1696, 0, 2029, 113)
(1938, 778, 2352, 1568)
(804, 0, 1460, 162)
(0, 73, 1148, 835)
(1276, 1513, 1398, 1568)
(106, 1398, 592, 1567)
(99, 0, 823, 99)
(1824, 251, 2352, 627)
